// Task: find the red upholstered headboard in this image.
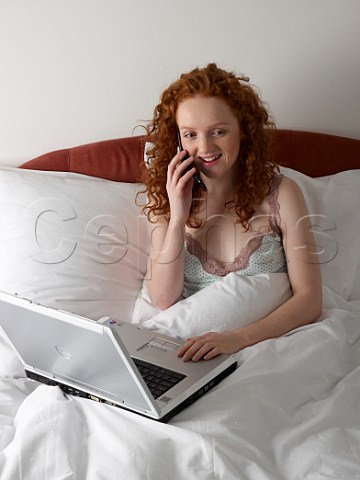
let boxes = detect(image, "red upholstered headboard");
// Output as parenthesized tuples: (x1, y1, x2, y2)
(20, 130, 360, 181)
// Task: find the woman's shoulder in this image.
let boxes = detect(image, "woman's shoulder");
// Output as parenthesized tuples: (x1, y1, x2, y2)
(277, 174, 304, 199)
(276, 174, 309, 220)
(266, 173, 303, 210)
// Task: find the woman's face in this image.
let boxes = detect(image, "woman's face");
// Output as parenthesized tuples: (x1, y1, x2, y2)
(176, 95, 241, 182)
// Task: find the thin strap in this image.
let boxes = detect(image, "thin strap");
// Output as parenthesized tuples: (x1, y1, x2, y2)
(267, 174, 283, 236)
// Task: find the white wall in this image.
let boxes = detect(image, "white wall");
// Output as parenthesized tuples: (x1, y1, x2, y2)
(1, 0, 359, 166)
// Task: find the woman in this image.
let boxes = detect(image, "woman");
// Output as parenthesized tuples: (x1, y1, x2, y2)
(140, 63, 322, 361)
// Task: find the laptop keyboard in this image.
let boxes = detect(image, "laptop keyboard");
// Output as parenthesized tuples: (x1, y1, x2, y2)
(133, 358, 186, 399)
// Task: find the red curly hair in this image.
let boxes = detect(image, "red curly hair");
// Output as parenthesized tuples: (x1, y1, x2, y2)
(140, 63, 278, 229)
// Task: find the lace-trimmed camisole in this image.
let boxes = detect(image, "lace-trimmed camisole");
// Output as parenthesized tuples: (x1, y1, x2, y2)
(183, 175, 287, 298)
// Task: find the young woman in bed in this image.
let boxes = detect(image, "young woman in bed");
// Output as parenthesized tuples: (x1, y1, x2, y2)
(141, 63, 322, 361)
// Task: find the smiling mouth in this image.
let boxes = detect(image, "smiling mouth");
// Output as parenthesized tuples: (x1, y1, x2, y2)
(198, 154, 222, 164)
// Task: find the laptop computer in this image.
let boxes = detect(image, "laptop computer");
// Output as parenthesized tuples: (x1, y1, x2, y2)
(0, 290, 237, 423)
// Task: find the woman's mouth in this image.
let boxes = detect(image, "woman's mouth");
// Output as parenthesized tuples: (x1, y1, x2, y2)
(197, 154, 222, 168)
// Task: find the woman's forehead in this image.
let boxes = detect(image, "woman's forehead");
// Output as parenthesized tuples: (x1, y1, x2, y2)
(176, 96, 238, 129)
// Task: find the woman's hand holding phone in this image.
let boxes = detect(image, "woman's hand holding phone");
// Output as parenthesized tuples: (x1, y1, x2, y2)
(177, 130, 207, 192)
(166, 131, 207, 226)
(166, 150, 196, 225)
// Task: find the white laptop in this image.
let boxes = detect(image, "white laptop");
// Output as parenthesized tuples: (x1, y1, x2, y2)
(0, 290, 237, 422)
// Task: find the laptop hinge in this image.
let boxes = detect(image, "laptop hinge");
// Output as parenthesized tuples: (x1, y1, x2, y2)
(24, 365, 35, 373)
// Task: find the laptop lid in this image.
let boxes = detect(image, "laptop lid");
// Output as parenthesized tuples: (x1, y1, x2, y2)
(0, 291, 160, 417)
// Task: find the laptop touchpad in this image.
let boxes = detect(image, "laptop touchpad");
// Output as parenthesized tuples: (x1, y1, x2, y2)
(137, 337, 180, 359)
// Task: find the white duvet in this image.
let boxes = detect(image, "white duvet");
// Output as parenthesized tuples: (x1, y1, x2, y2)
(1, 166, 360, 479)
(1, 286, 360, 480)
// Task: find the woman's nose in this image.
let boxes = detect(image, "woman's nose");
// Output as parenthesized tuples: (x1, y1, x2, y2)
(197, 134, 213, 154)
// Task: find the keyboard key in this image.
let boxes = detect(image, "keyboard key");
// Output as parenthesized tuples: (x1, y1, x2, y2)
(132, 358, 186, 399)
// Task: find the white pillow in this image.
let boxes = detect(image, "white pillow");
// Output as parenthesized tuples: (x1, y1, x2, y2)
(132, 272, 292, 339)
(280, 167, 360, 300)
(0, 166, 151, 321)
(349, 269, 360, 301)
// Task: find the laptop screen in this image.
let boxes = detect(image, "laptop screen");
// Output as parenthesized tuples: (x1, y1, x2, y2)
(0, 297, 152, 411)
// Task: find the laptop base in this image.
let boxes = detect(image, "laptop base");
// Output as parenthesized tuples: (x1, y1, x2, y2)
(25, 361, 237, 423)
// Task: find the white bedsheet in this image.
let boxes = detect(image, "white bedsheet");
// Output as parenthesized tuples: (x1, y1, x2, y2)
(1, 287, 360, 480)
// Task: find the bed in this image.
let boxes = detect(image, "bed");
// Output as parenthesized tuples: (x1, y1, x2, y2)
(1, 129, 360, 479)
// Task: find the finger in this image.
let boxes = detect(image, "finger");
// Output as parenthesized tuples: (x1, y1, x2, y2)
(182, 340, 214, 362)
(177, 338, 197, 357)
(174, 169, 196, 189)
(179, 341, 202, 362)
(190, 343, 216, 362)
(177, 334, 209, 358)
(168, 150, 190, 173)
(173, 158, 196, 182)
(203, 346, 222, 361)
(167, 166, 195, 195)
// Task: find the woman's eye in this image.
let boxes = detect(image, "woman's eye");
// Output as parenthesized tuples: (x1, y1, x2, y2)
(184, 132, 196, 139)
(213, 129, 225, 136)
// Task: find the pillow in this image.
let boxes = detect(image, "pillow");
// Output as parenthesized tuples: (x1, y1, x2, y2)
(280, 167, 360, 300)
(349, 269, 360, 301)
(144, 141, 153, 167)
(132, 272, 292, 339)
(0, 166, 152, 321)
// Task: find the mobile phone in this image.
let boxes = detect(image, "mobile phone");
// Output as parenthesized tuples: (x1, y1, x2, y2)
(177, 130, 207, 192)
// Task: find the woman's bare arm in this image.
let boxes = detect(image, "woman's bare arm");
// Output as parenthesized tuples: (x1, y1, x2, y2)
(146, 150, 196, 309)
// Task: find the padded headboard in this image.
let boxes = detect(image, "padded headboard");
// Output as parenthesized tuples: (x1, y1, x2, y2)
(20, 129, 360, 181)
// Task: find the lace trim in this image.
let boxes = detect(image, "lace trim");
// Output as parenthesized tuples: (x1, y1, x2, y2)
(185, 232, 271, 276)
(185, 174, 284, 276)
